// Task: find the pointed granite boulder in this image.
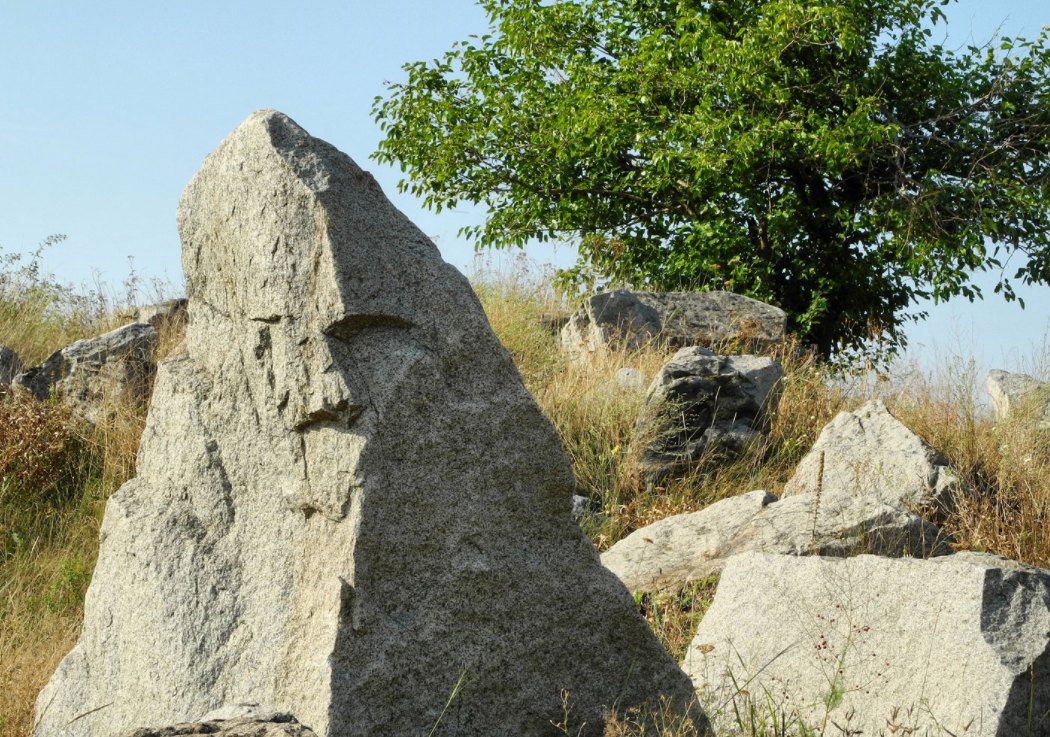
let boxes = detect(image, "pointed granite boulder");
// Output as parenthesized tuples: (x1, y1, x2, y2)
(33, 110, 699, 737)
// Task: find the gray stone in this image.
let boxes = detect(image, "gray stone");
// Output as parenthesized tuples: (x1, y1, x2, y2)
(683, 552, 1050, 737)
(633, 347, 784, 480)
(614, 367, 649, 393)
(561, 289, 786, 359)
(134, 298, 189, 330)
(199, 705, 290, 723)
(33, 110, 700, 737)
(988, 369, 1050, 429)
(119, 713, 315, 737)
(15, 321, 158, 421)
(602, 490, 950, 592)
(782, 399, 956, 509)
(0, 344, 22, 386)
(571, 494, 602, 522)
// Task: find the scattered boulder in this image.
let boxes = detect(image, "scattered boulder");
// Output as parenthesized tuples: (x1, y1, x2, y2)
(782, 399, 956, 509)
(0, 344, 22, 386)
(134, 298, 189, 330)
(633, 347, 784, 480)
(988, 369, 1050, 429)
(571, 494, 604, 525)
(561, 289, 786, 359)
(602, 490, 950, 592)
(614, 367, 649, 393)
(119, 711, 316, 737)
(683, 551, 1050, 737)
(15, 321, 158, 421)
(34, 110, 701, 737)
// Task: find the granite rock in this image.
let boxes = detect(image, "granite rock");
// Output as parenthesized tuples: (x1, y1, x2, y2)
(633, 347, 784, 480)
(683, 552, 1050, 737)
(33, 110, 700, 737)
(0, 344, 22, 386)
(562, 289, 785, 359)
(782, 399, 956, 509)
(14, 321, 158, 421)
(602, 490, 950, 592)
(987, 369, 1050, 429)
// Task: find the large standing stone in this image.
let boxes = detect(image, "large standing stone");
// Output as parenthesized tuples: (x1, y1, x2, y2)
(782, 399, 956, 509)
(14, 322, 158, 421)
(561, 289, 786, 359)
(33, 110, 699, 737)
(0, 344, 22, 386)
(602, 490, 950, 592)
(987, 369, 1050, 429)
(683, 552, 1050, 737)
(633, 347, 784, 480)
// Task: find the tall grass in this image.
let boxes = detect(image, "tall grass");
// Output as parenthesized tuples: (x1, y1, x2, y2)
(0, 244, 182, 736)
(2, 255, 1050, 736)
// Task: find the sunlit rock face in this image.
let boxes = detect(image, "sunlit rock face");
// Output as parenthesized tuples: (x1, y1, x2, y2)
(33, 109, 700, 737)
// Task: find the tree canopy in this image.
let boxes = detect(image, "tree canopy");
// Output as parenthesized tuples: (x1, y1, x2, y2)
(372, 0, 1050, 356)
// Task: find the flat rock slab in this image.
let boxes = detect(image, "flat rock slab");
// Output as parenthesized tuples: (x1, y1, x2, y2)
(120, 715, 315, 737)
(782, 399, 956, 509)
(633, 347, 783, 480)
(602, 490, 950, 592)
(987, 369, 1050, 429)
(15, 321, 158, 421)
(33, 110, 699, 737)
(683, 552, 1050, 737)
(561, 289, 785, 358)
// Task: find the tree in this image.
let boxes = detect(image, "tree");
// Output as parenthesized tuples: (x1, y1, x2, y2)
(372, 0, 1050, 356)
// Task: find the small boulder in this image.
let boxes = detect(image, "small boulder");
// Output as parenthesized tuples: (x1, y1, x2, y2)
(633, 347, 784, 480)
(571, 493, 603, 523)
(782, 399, 956, 509)
(683, 551, 1050, 737)
(602, 490, 950, 592)
(987, 369, 1050, 429)
(614, 367, 649, 393)
(14, 321, 158, 421)
(562, 289, 786, 359)
(0, 344, 22, 386)
(134, 298, 189, 330)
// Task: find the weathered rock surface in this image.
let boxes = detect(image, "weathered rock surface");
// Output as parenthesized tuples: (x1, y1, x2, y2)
(15, 321, 158, 421)
(614, 367, 649, 393)
(135, 298, 189, 330)
(782, 399, 956, 509)
(119, 712, 316, 737)
(33, 110, 699, 737)
(602, 490, 950, 592)
(988, 369, 1050, 429)
(683, 552, 1050, 737)
(633, 347, 784, 480)
(0, 344, 22, 385)
(561, 289, 786, 358)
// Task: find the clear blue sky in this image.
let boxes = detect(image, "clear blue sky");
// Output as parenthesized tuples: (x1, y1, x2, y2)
(1, 0, 1047, 371)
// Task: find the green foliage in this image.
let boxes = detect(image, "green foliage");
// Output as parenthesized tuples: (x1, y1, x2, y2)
(373, 0, 1050, 356)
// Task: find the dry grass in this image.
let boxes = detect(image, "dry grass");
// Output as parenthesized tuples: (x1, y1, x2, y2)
(0, 284, 183, 736)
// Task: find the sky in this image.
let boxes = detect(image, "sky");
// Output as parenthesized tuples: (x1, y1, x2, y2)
(1, 0, 1048, 374)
